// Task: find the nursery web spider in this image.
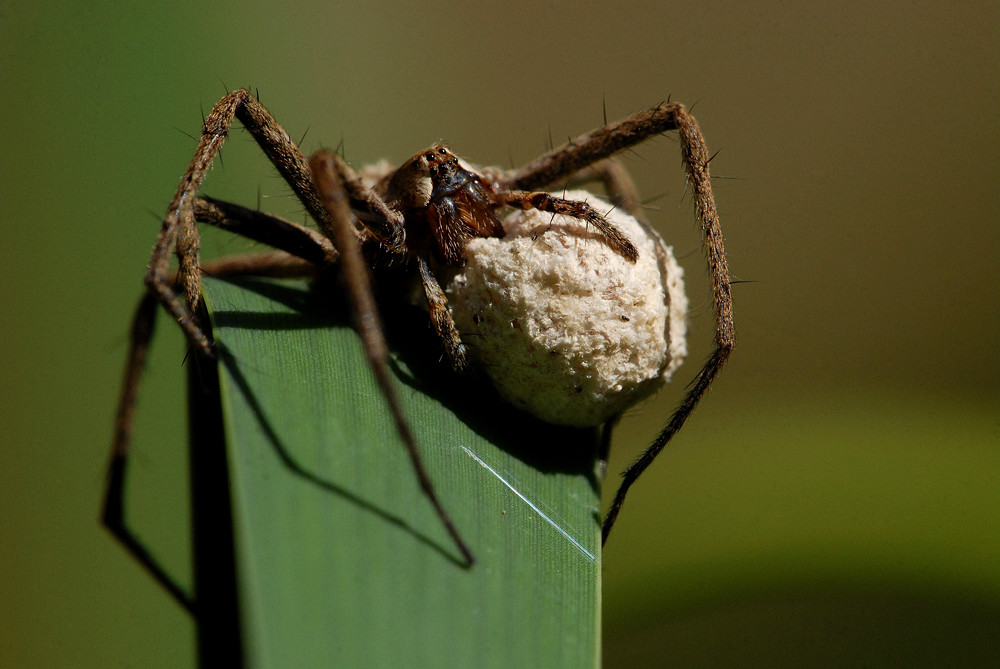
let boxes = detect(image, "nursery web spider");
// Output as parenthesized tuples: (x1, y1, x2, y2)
(105, 89, 733, 584)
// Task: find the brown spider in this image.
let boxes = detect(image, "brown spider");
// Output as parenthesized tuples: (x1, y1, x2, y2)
(105, 89, 733, 592)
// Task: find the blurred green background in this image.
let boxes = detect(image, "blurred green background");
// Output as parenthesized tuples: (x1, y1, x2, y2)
(2, 1, 997, 666)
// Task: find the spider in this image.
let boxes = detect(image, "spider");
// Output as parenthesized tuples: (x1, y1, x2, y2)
(104, 89, 734, 590)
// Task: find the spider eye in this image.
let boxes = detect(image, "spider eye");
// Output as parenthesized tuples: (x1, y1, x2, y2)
(438, 147, 448, 154)
(425, 153, 435, 161)
(429, 167, 438, 175)
(451, 157, 458, 164)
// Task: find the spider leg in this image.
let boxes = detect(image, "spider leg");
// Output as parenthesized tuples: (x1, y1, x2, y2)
(506, 102, 700, 191)
(103, 291, 196, 611)
(105, 195, 348, 610)
(417, 258, 469, 372)
(309, 149, 475, 566)
(147, 91, 320, 357)
(597, 105, 735, 543)
(147, 89, 402, 348)
(501, 99, 735, 542)
(200, 250, 319, 279)
(195, 196, 337, 266)
(494, 190, 639, 262)
(109, 88, 410, 599)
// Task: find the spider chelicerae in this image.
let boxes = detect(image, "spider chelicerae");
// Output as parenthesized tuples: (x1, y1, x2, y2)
(105, 89, 734, 588)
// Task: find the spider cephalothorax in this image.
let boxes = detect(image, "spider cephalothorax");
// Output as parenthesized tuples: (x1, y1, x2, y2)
(106, 89, 733, 582)
(381, 146, 506, 266)
(380, 144, 637, 269)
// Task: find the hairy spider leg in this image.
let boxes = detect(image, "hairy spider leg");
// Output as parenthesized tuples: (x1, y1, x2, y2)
(103, 292, 197, 612)
(493, 190, 639, 262)
(417, 257, 469, 372)
(310, 150, 475, 565)
(501, 103, 735, 543)
(146, 90, 399, 358)
(107, 90, 475, 605)
(104, 201, 341, 609)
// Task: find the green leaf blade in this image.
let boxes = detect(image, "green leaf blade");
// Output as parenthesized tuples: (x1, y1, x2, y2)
(201, 276, 601, 668)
